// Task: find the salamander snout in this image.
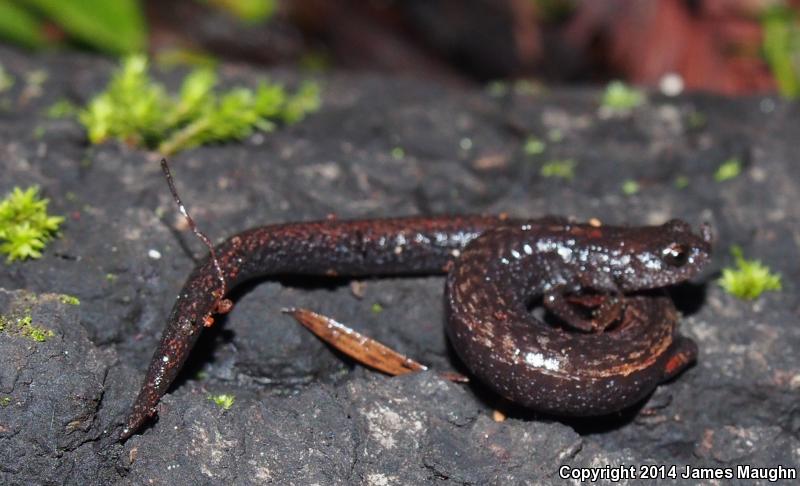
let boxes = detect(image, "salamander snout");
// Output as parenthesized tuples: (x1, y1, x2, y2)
(616, 220, 712, 290)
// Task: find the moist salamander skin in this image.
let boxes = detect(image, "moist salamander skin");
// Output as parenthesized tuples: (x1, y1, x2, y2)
(121, 216, 710, 440)
(445, 220, 711, 415)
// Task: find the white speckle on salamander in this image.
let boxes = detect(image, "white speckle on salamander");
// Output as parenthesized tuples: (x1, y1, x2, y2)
(524, 352, 561, 371)
(637, 252, 663, 270)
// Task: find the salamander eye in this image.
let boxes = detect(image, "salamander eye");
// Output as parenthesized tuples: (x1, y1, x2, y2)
(662, 243, 689, 266)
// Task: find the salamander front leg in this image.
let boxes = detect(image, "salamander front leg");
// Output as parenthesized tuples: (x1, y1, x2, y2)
(543, 289, 624, 332)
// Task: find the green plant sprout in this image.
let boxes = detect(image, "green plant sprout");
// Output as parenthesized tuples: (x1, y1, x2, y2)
(209, 393, 235, 410)
(719, 246, 782, 300)
(79, 55, 321, 155)
(540, 159, 576, 180)
(714, 158, 742, 182)
(621, 179, 640, 195)
(523, 136, 546, 155)
(46, 99, 78, 119)
(59, 295, 80, 305)
(390, 147, 405, 160)
(601, 80, 645, 111)
(0, 186, 64, 262)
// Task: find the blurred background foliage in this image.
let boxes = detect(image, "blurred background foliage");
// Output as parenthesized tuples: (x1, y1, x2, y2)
(0, 0, 799, 97)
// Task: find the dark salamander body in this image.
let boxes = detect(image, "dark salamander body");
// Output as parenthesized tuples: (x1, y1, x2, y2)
(122, 216, 710, 440)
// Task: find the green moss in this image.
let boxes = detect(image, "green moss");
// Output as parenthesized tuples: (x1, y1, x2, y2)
(59, 295, 80, 306)
(46, 99, 78, 119)
(621, 179, 640, 195)
(371, 303, 384, 314)
(79, 55, 321, 155)
(540, 159, 576, 180)
(674, 175, 689, 189)
(105, 273, 117, 282)
(209, 393, 235, 410)
(523, 137, 546, 156)
(0, 186, 64, 262)
(25, 323, 54, 342)
(0, 312, 54, 342)
(714, 158, 742, 182)
(602, 80, 645, 111)
(0, 396, 10, 407)
(719, 246, 782, 300)
(390, 147, 405, 160)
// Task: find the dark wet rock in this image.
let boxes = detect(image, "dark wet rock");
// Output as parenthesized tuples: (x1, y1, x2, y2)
(0, 44, 798, 484)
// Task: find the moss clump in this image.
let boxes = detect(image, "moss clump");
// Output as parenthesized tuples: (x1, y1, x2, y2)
(390, 147, 405, 160)
(46, 99, 78, 119)
(79, 55, 321, 155)
(540, 159, 576, 180)
(0, 186, 64, 262)
(209, 393, 235, 410)
(59, 295, 80, 306)
(621, 179, 640, 195)
(523, 137, 546, 156)
(0, 396, 10, 407)
(719, 246, 782, 300)
(601, 80, 645, 111)
(0, 312, 54, 342)
(714, 158, 742, 182)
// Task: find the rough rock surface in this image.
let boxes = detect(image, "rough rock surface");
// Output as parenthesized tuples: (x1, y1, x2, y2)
(0, 46, 798, 485)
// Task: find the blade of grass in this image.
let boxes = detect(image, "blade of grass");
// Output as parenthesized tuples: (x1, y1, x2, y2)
(19, 0, 146, 54)
(0, 0, 46, 48)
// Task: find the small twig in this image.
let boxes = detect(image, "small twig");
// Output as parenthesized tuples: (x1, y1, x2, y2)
(284, 307, 469, 383)
(160, 159, 230, 319)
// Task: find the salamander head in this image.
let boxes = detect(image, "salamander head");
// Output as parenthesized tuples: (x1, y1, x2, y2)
(612, 219, 712, 291)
